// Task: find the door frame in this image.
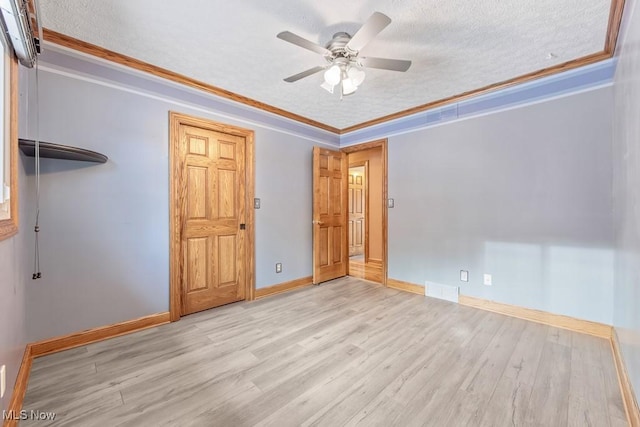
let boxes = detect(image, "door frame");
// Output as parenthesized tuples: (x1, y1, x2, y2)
(341, 139, 388, 286)
(169, 112, 256, 322)
(348, 161, 369, 261)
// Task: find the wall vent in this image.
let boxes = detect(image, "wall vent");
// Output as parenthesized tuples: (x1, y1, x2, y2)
(425, 281, 459, 303)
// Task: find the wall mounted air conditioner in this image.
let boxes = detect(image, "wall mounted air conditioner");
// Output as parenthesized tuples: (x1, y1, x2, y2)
(0, 0, 40, 68)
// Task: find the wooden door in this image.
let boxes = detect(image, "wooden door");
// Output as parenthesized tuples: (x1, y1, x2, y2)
(348, 167, 366, 256)
(313, 147, 348, 284)
(178, 123, 246, 315)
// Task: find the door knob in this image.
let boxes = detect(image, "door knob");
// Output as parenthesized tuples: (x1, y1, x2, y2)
(312, 220, 324, 225)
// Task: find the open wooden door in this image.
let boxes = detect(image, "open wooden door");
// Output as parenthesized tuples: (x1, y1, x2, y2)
(313, 146, 348, 284)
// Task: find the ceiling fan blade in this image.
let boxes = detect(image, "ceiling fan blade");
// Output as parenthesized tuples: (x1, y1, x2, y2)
(277, 31, 331, 56)
(360, 57, 412, 72)
(283, 66, 326, 83)
(346, 12, 392, 52)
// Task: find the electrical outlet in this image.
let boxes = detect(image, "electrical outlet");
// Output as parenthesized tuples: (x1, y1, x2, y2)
(1, 364, 6, 399)
(275, 263, 282, 273)
(483, 274, 492, 286)
(387, 198, 395, 208)
(460, 270, 469, 282)
(254, 198, 261, 209)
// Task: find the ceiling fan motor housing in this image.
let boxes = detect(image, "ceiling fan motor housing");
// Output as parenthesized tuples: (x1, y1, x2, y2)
(326, 32, 357, 60)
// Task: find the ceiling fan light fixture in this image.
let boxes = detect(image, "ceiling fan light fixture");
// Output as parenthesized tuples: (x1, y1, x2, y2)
(342, 77, 357, 96)
(320, 81, 334, 94)
(347, 66, 366, 86)
(324, 65, 341, 86)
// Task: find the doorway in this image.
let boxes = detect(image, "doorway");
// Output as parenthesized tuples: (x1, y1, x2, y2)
(343, 140, 387, 285)
(348, 164, 367, 259)
(169, 112, 255, 321)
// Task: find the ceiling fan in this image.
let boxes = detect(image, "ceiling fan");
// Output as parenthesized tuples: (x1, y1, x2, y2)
(277, 12, 412, 97)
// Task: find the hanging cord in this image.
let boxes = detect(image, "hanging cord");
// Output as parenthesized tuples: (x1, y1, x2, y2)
(32, 58, 41, 280)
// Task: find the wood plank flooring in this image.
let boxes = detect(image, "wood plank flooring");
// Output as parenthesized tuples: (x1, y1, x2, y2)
(21, 277, 627, 426)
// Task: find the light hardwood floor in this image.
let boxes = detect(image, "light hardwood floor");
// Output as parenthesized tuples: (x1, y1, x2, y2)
(22, 277, 627, 426)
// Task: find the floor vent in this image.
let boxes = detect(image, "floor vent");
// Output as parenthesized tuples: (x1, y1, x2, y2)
(425, 281, 459, 303)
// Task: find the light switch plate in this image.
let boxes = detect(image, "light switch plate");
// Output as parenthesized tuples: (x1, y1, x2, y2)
(254, 198, 261, 209)
(276, 263, 282, 273)
(483, 274, 492, 286)
(387, 198, 395, 208)
(1, 364, 6, 399)
(460, 270, 468, 282)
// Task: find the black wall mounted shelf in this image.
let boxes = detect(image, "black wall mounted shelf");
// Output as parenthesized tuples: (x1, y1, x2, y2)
(19, 139, 108, 163)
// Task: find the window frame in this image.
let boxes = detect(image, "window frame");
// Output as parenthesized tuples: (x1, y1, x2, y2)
(0, 52, 19, 241)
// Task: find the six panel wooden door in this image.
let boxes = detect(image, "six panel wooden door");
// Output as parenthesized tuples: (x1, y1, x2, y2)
(348, 169, 365, 256)
(178, 124, 246, 315)
(313, 146, 348, 284)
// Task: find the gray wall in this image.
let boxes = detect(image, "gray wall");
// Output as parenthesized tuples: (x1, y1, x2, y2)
(21, 67, 320, 342)
(613, 0, 640, 406)
(388, 87, 614, 324)
(19, 39, 621, 345)
(0, 153, 28, 412)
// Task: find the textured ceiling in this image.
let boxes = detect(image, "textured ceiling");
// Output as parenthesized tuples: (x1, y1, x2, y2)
(39, 0, 611, 130)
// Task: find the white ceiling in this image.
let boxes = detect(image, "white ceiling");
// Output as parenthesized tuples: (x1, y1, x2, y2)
(40, 0, 611, 130)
